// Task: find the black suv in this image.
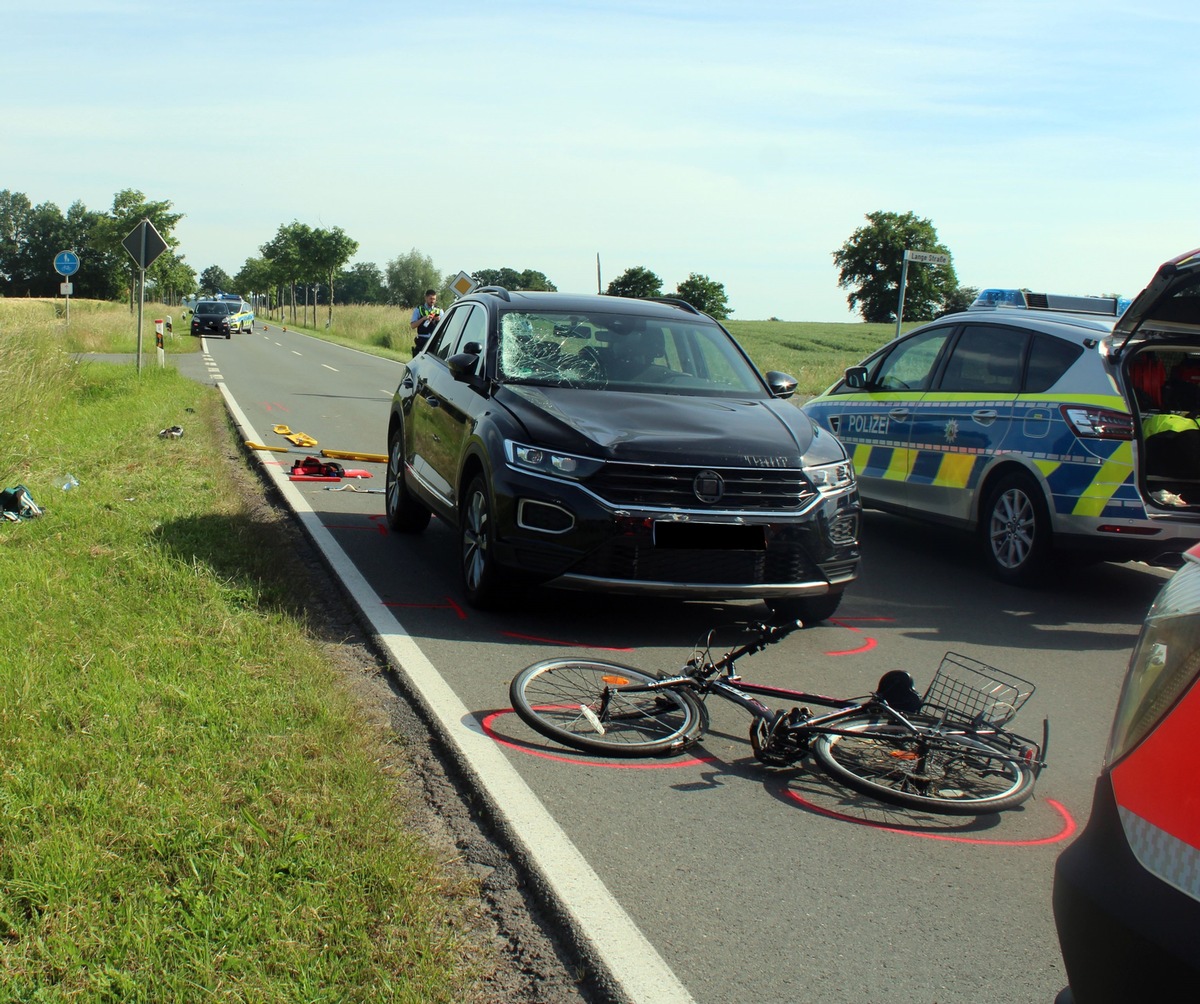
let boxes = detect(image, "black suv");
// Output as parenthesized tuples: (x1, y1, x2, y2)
(384, 288, 860, 620)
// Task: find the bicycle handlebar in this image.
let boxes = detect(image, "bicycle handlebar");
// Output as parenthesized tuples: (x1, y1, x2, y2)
(710, 619, 802, 673)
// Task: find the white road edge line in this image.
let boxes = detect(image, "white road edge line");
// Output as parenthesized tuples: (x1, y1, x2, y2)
(218, 385, 696, 1004)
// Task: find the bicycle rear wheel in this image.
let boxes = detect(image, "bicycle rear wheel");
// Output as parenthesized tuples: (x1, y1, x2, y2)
(812, 713, 1036, 814)
(509, 659, 705, 756)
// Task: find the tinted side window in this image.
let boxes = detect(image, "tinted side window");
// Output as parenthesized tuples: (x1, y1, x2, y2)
(872, 328, 953, 392)
(453, 305, 487, 356)
(939, 325, 1028, 393)
(1025, 334, 1083, 392)
(451, 305, 488, 375)
(428, 306, 469, 360)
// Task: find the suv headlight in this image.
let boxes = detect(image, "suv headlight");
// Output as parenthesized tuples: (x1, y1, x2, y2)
(803, 459, 856, 496)
(1107, 547, 1200, 764)
(505, 441, 604, 481)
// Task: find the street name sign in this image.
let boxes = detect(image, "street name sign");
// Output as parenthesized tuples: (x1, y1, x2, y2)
(904, 250, 949, 265)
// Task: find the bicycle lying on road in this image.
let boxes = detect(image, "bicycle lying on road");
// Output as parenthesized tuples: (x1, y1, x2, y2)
(508, 621, 1049, 815)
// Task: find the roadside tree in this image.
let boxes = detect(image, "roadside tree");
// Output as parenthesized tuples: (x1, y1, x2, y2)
(308, 226, 359, 328)
(234, 257, 278, 310)
(832, 211, 957, 323)
(939, 285, 980, 317)
(606, 266, 662, 299)
(336, 262, 386, 304)
(471, 267, 557, 291)
(0, 191, 100, 298)
(199, 265, 233, 295)
(675, 273, 731, 319)
(261, 222, 312, 323)
(89, 189, 184, 311)
(386, 248, 442, 309)
(146, 252, 196, 306)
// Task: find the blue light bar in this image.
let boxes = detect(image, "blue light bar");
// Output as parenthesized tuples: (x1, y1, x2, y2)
(969, 288, 1129, 317)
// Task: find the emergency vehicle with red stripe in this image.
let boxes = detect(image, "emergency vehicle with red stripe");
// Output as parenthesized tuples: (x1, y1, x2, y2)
(1052, 540, 1200, 1002)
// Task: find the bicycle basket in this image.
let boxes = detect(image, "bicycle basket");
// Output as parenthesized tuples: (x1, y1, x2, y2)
(920, 653, 1034, 727)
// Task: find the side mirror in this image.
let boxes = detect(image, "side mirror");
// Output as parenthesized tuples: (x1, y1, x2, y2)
(448, 351, 482, 381)
(844, 365, 869, 390)
(765, 370, 798, 399)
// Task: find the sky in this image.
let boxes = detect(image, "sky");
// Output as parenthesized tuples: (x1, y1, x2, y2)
(5, 0, 1199, 320)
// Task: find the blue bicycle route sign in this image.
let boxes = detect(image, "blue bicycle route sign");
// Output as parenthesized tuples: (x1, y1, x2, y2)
(54, 250, 80, 276)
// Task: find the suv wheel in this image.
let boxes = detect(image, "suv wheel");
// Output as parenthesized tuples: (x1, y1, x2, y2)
(384, 428, 431, 533)
(461, 474, 506, 608)
(767, 591, 843, 625)
(981, 470, 1051, 585)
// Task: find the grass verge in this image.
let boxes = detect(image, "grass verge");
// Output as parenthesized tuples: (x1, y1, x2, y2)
(0, 301, 487, 1002)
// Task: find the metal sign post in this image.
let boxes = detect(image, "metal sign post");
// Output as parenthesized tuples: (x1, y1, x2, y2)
(121, 220, 168, 373)
(54, 250, 80, 326)
(895, 249, 950, 338)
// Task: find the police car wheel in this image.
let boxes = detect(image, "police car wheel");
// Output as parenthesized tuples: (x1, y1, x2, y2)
(981, 471, 1051, 586)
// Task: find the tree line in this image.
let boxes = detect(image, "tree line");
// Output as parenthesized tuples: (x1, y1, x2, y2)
(0, 187, 736, 323)
(5, 186, 973, 325)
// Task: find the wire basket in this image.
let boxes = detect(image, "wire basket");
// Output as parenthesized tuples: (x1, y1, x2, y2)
(920, 653, 1035, 727)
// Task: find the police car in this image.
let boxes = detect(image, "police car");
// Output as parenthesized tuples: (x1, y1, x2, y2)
(216, 293, 255, 334)
(801, 248, 1200, 584)
(1052, 541, 1200, 1001)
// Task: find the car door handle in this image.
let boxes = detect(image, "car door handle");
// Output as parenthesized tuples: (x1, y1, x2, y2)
(888, 409, 910, 421)
(972, 409, 999, 424)
(423, 395, 441, 408)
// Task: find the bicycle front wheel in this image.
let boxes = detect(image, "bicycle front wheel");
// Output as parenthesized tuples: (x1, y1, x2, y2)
(812, 714, 1036, 815)
(509, 659, 705, 757)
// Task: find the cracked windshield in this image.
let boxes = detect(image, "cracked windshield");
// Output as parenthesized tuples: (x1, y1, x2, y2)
(497, 310, 767, 396)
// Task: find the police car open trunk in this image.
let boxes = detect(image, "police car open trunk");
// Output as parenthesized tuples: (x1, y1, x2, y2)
(1112, 248, 1200, 519)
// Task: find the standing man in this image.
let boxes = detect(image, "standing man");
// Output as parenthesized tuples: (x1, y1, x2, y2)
(410, 289, 441, 355)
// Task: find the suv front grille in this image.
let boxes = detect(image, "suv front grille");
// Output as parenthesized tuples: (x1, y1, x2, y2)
(570, 539, 818, 585)
(587, 462, 817, 511)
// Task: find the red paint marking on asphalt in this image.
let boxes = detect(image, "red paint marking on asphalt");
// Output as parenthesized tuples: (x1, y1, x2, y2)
(262, 402, 290, 412)
(501, 631, 634, 652)
(384, 597, 468, 619)
(823, 616, 895, 657)
(782, 788, 1076, 845)
(480, 710, 710, 768)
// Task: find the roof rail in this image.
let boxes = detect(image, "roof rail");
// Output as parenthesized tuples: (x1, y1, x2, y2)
(473, 285, 511, 301)
(645, 296, 701, 315)
(969, 288, 1130, 317)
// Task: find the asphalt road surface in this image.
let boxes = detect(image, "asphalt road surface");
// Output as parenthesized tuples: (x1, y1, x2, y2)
(184, 322, 1168, 1003)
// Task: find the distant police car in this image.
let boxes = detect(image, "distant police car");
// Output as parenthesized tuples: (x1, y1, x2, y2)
(802, 248, 1200, 584)
(216, 293, 254, 333)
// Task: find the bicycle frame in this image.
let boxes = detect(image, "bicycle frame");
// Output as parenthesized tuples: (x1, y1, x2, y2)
(603, 646, 1046, 771)
(508, 621, 1048, 812)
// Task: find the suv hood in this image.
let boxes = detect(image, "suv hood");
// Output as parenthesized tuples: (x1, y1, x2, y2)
(1114, 247, 1200, 353)
(499, 385, 817, 466)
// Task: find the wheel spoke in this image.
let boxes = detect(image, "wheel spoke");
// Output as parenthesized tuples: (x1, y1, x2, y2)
(511, 660, 701, 754)
(813, 715, 1035, 814)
